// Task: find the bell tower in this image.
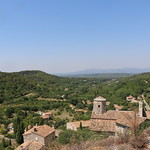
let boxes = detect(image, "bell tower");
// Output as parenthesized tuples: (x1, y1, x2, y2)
(93, 96, 106, 114)
(139, 101, 143, 117)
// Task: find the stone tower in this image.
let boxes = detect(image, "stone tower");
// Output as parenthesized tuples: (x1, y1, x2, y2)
(92, 96, 106, 114)
(139, 101, 143, 117)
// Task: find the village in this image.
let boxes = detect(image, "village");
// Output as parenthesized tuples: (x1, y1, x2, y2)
(1, 95, 147, 150)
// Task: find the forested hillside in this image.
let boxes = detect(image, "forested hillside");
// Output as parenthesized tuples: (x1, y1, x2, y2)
(0, 71, 150, 106)
(0, 70, 150, 149)
(100, 72, 150, 105)
(0, 71, 105, 104)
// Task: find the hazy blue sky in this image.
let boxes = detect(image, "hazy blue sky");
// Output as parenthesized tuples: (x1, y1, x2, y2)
(0, 0, 150, 73)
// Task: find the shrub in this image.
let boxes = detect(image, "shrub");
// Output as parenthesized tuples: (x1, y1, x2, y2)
(58, 130, 74, 144)
(129, 134, 149, 149)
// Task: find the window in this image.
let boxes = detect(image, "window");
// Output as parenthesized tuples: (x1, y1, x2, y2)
(98, 105, 100, 108)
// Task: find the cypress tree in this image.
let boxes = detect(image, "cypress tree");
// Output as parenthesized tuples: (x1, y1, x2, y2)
(8, 139, 11, 146)
(16, 122, 24, 144)
(80, 122, 83, 130)
(2, 138, 6, 148)
(13, 117, 20, 135)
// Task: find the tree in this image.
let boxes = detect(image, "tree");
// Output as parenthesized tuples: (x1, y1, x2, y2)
(79, 122, 83, 130)
(2, 138, 6, 148)
(58, 130, 74, 144)
(16, 122, 24, 144)
(13, 117, 20, 135)
(76, 103, 84, 109)
(13, 117, 24, 144)
(8, 139, 11, 147)
(4, 108, 14, 118)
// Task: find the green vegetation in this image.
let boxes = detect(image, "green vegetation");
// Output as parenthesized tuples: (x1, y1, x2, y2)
(139, 120, 150, 133)
(58, 129, 107, 145)
(0, 70, 150, 149)
(0, 71, 150, 128)
(0, 138, 13, 150)
(1, 71, 150, 107)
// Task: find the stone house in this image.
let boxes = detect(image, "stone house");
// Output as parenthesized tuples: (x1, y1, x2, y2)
(16, 125, 55, 150)
(67, 120, 91, 131)
(90, 96, 146, 135)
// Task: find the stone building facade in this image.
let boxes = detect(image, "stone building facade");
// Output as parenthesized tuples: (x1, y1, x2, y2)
(92, 96, 106, 115)
(16, 124, 55, 150)
(67, 120, 91, 131)
(90, 96, 146, 135)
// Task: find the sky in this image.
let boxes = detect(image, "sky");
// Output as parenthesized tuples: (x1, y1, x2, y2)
(0, 0, 150, 74)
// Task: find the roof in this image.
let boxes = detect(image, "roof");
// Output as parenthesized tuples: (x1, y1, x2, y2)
(114, 104, 123, 110)
(41, 115, 49, 119)
(67, 120, 91, 129)
(106, 101, 110, 106)
(23, 124, 55, 137)
(131, 99, 139, 103)
(94, 96, 106, 101)
(43, 112, 52, 115)
(127, 95, 134, 99)
(91, 110, 146, 128)
(16, 141, 44, 150)
(90, 119, 116, 132)
(74, 109, 87, 113)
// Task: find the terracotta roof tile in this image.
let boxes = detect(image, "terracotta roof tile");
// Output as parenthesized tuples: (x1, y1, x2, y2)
(23, 124, 55, 137)
(16, 141, 44, 150)
(43, 112, 52, 115)
(114, 104, 123, 110)
(91, 110, 146, 129)
(41, 116, 49, 119)
(74, 109, 87, 113)
(90, 119, 116, 132)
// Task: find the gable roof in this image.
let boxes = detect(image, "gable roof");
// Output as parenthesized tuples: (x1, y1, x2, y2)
(16, 141, 44, 150)
(91, 110, 146, 128)
(114, 104, 123, 110)
(90, 119, 116, 132)
(23, 124, 55, 137)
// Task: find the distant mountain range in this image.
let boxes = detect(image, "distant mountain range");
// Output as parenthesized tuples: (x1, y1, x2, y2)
(56, 68, 150, 77)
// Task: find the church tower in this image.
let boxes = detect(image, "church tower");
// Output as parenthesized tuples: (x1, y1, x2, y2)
(92, 96, 106, 114)
(139, 101, 143, 117)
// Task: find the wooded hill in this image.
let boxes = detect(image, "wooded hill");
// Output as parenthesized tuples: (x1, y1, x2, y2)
(0, 70, 150, 106)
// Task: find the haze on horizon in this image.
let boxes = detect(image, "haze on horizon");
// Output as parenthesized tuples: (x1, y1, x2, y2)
(0, 0, 150, 74)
